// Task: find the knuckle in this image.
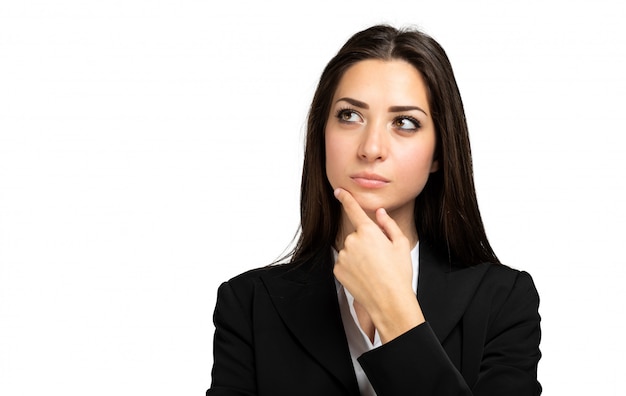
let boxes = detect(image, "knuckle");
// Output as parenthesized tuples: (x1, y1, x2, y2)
(344, 234, 357, 248)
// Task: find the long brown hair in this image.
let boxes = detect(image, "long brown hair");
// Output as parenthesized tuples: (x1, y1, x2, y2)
(289, 24, 499, 268)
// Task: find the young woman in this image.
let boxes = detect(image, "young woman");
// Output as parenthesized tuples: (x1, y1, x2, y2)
(207, 24, 541, 395)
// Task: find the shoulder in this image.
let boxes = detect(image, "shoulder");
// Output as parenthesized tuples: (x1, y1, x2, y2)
(442, 260, 540, 325)
(473, 263, 540, 327)
(228, 263, 292, 282)
(217, 259, 325, 296)
(218, 263, 294, 294)
(211, 264, 295, 321)
(224, 251, 332, 289)
(480, 263, 539, 299)
(421, 241, 537, 297)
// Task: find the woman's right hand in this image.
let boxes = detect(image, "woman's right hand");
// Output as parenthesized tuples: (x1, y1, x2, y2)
(333, 188, 425, 343)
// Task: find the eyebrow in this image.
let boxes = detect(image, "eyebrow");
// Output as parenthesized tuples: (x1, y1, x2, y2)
(335, 97, 428, 116)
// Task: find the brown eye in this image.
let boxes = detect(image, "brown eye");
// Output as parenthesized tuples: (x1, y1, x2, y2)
(336, 109, 362, 123)
(393, 116, 421, 131)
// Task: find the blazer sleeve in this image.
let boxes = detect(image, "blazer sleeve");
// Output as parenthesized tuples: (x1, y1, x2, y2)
(357, 271, 542, 395)
(207, 281, 257, 396)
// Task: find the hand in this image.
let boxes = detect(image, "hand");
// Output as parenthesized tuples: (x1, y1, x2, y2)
(333, 188, 425, 343)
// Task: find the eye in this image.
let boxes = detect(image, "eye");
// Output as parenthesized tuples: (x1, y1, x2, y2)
(335, 108, 363, 124)
(392, 116, 421, 131)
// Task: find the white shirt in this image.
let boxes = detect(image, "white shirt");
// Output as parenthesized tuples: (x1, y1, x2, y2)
(334, 242, 420, 396)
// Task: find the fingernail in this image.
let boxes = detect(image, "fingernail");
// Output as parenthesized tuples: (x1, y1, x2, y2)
(333, 188, 341, 198)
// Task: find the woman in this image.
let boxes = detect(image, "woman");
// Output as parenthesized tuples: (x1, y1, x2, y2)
(207, 24, 541, 395)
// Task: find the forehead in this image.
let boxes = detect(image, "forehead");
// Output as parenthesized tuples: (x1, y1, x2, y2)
(332, 59, 429, 109)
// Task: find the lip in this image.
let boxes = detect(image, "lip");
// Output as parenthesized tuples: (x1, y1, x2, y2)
(350, 172, 390, 188)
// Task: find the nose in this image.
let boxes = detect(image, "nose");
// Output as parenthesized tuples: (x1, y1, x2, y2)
(357, 122, 388, 161)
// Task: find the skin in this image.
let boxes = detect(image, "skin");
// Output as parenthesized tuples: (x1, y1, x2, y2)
(325, 59, 438, 343)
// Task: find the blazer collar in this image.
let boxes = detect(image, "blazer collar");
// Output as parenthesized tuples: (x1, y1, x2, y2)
(260, 255, 359, 395)
(417, 241, 491, 342)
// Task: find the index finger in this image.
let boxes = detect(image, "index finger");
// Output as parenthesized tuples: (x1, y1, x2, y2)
(333, 188, 373, 229)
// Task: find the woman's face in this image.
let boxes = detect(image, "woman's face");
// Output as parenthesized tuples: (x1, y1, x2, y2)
(325, 59, 438, 222)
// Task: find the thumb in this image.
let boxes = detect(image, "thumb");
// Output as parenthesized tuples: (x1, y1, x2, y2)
(375, 208, 406, 243)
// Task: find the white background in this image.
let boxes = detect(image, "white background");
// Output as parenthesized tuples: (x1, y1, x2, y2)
(1, 0, 625, 394)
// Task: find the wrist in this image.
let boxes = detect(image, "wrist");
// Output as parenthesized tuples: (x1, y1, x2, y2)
(370, 293, 425, 344)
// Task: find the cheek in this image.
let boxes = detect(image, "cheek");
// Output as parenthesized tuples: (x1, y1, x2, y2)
(324, 134, 341, 181)
(398, 144, 436, 181)
(325, 132, 354, 189)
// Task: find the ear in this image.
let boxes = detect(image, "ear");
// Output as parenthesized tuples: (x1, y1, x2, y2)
(429, 158, 439, 173)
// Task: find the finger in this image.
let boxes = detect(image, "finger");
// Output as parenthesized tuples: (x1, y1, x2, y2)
(334, 188, 373, 229)
(375, 207, 406, 243)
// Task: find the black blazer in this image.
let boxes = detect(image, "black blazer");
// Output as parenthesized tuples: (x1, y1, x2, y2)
(207, 242, 541, 395)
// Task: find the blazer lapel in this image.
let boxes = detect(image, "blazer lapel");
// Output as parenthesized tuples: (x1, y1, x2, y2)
(417, 242, 491, 343)
(260, 256, 359, 395)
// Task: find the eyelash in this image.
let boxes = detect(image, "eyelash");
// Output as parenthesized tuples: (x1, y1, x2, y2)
(335, 107, 422, 131)
(394, 116, 422, 131)
(335, 107, 361, 123)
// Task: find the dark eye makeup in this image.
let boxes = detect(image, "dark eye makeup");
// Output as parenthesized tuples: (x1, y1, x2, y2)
(334, 107, 422, 131)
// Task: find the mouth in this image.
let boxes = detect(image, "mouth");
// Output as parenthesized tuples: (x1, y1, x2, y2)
(350, 172, 390, 188)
